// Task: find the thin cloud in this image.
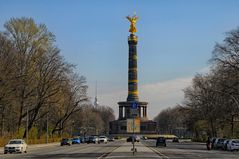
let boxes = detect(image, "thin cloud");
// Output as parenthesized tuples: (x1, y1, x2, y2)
(98, 76, 192, 119)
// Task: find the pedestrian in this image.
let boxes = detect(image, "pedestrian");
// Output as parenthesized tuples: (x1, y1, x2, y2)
(206, 137, 211, 150)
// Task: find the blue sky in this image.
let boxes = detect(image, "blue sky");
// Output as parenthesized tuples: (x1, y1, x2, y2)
(1, 0, 238, 118)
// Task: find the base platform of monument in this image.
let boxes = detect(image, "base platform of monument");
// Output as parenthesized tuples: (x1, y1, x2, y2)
(109, 118, 157, 135)
(109, 100, 157, 135)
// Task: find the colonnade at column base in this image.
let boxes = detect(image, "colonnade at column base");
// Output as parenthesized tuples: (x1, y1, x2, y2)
(108, 100, 157, 135)
(118, 101, 148, 120)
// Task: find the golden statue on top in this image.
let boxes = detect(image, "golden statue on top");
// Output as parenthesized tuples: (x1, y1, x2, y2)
(126, 14, 139, 34)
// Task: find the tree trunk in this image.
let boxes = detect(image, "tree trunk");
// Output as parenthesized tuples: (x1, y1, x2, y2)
(231, 115, 234, 137)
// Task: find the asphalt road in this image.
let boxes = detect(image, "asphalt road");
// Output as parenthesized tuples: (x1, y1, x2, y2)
(0, 141, 124, 159)
(142, 139, 239, 159)
(1, 139, 239, 159)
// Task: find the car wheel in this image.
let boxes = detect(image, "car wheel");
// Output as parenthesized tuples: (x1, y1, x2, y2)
(4, 151, 7, 154)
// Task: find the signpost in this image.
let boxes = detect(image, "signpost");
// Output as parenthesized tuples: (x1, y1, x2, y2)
(131, 102, 138, 155)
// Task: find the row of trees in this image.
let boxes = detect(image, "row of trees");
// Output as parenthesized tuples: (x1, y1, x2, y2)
(154, 106, 189, 137)
(154, 27, 239, 139)
(0, 17, 115, 140)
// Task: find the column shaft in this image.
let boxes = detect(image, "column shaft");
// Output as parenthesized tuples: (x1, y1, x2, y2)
(127, 34, 139, 101)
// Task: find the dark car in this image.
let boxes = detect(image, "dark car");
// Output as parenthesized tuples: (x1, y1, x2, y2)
(72, 137, 81, 144)
(222, 139, 230, 150)
(108, 136, 115, 142)
(172, 137, 179, 142)
(84, 136, 90, 143)
(126, 136, 139, 142)
(156, 137, 166, 147)
(214, 138, 226, 149)
(60, 138, 72, 146)
(80, 136, 86, 143)
(87, 136, 99, 144)
(126, 136, 133, 142)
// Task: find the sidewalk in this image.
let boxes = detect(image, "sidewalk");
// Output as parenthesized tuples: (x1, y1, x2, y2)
(105, 141, 161, 159)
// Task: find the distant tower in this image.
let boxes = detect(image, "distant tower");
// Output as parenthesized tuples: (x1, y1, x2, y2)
(94, 81, 99, 107)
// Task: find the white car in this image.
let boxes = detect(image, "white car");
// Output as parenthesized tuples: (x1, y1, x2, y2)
(227, 139, 239, 151)
(99, 136, 108, 143)
(4, 139, 27, 154)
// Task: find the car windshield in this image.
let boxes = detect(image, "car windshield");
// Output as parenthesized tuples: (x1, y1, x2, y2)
(218, 139, 225, 142)
(9, 140, 21, 144)
(232, 140, 239, 143)
(73, 138, 78, 140)
(158, 138, 165, 142)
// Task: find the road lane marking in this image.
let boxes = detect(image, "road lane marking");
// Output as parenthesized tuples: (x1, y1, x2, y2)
(97, 144, 121, 159)
(149, 146, 170, 159)
(105, 156, 162, 158)
(142, 141, 170, 159)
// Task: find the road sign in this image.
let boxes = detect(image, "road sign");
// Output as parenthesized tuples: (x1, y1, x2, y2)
(127, 119, 140, 133)
(131, 102, 138, 109)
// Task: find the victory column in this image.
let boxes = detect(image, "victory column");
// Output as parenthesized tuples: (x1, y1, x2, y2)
(109, 14, 157, 135)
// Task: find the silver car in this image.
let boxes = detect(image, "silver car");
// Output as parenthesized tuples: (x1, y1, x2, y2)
(99, 136, 108, 143)
(4, 139, 27, 154)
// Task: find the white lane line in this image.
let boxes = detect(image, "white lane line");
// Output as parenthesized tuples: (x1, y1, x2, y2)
(105, 156, 163, 158)
(97, 145, 120, 159)
(149, 147, 170, 159)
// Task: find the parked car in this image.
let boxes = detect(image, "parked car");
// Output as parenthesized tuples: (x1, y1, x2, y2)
(156, 137, 166, 147)
(87, 136, 99, 144)
(60, 138, 72, 146)
(99, 136, 108, 143)
(80, 136, 86, 143)
(227, 139, 239, 151)
(84, 136, 90, 143)
(172, 137, 179, 142)
(4, 139, 27, 154)
(214, 138, 226, 149)
(72, 137, 81, 144)
(108, 136, 115, 142)
(222, 139, 230, 150)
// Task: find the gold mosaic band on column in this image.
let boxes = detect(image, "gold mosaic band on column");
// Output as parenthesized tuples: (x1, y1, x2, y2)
(128, 91, 139, 95)
(129, 79, 138, 83)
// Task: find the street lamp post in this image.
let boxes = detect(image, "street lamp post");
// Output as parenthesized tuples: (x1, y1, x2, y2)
(131, 102, 138, 155)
